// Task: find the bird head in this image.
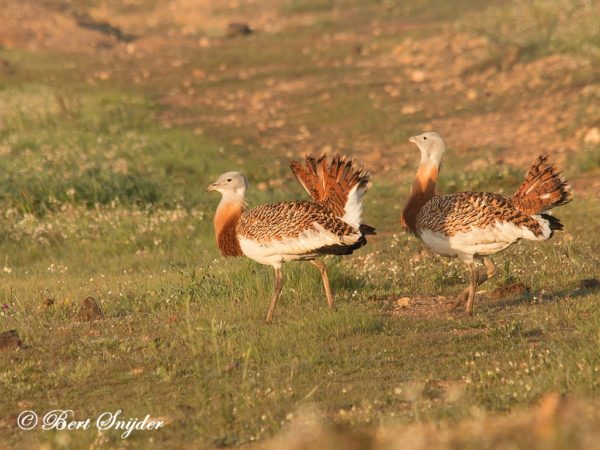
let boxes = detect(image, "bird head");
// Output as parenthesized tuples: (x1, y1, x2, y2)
(409, 131, 446, 166)
(207, 171, 248, 199)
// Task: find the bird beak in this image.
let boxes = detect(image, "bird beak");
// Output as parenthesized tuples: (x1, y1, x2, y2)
(408, 136, 418, 144)
(207, 182, 219, 192)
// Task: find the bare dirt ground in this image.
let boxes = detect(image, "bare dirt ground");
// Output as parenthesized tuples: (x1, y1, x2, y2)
(3, 0, 598, 192)
(387, 283, 532, 319)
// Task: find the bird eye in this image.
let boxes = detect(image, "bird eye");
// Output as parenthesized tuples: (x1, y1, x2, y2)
(226, 178, 232, 182)
(423, 136, 428, 140)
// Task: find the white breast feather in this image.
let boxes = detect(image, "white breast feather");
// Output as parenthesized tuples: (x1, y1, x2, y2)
(420, 217, 552, 260)
(239, 222, 361, 265)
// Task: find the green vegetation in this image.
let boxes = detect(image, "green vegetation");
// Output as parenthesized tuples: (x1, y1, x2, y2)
(469, 0, 600, 63)
(576, 144, 600, 172)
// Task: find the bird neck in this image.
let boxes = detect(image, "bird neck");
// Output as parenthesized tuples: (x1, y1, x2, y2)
(401, 159, 441, 233)
(214, 198, 245, 257)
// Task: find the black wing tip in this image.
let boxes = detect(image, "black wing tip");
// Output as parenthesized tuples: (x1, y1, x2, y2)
(315, 236, 367, 256)
(359, 223, 377, 236)
(315, 223, 375, 256)
(541, 213, 564, 233)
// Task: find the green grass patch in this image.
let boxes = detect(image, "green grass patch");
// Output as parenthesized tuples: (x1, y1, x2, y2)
(466, 0, 600, 64)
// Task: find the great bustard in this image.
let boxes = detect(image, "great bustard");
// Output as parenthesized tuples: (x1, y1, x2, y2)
(402, 132, 572, 315)
(208, 155, 375, 323)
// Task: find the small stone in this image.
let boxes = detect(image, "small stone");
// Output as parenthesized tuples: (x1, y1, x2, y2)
(166, 314, 178, 324)
(0, 58, 13, 75)
(78, 297, 104, 322)
(256, 182, 268, 192)
(410, 70, 426, 83)
(490, 283, 530, 300)
(224, 360, 241, 372)
(580, 278, 600, 290)
(226, 23, 253, 38)
(396, 297, 411, 308)
(0, 329, 21, 351)
(583, 127, 600, 145)
(466, 89, 478, 101)
(192, 69, 206, 79)
(401, 105, 418, 114)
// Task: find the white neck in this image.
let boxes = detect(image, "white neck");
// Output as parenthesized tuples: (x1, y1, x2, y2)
(419, 149, 443, 170)
(217, 191, 246, 210)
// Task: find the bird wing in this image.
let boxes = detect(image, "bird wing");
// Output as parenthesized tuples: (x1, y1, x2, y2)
(237, 201, 362, 257)
(417, 192, 549, 238)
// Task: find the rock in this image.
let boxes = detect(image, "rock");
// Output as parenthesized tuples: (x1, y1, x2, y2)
(192, 69, 206, 79)
(226, 23, 253, 38)
(78, 297, 104, 322)
(256, 182, 268, 192)
(96, 70, 111, 80)
(0, 329, 21, 351)
(224, 359, 241, 372)
(71, 11, 136, 43)
(166, 314, 178, 324)
(410, 70, 426, 83)
(534, 392, 560, 439)
(396, 297, 411, 308)
(579, 278, 600, 290)
(466, 89, 478, 101)
(0, 58, 14, 75)
(583, 127, 600, 145)
(129, 367, 144, 376)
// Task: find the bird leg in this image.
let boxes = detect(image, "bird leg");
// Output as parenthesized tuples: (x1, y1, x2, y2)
(453, 257, 498, 313)
(265, 267, 284, 323)
(452, 288, 469, 310)
(310, 260, 335, 310)
(481, 256, 498, 283)
(465, 262, 478, 315)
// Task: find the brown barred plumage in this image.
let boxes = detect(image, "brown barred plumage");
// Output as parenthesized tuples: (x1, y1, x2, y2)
(416, 192, 549, 237)
(237, 201, 358, 244)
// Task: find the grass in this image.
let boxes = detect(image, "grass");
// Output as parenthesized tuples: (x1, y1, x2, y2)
(1, 0, 600, 449)
(576, 144, 600, 172)
(467, 0, 600, 64)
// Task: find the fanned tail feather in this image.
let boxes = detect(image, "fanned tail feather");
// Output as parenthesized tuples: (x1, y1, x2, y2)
(290, 154, 373, 230)
(512, 155, 572, 214)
